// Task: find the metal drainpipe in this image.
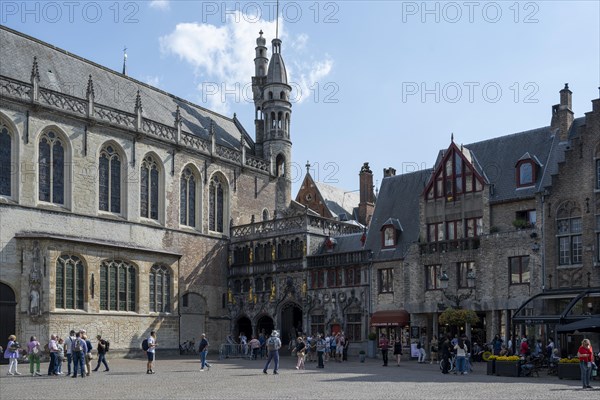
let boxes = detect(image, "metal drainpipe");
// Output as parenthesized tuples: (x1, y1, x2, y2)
(541, 193, 546, 292)
(177, 257, 181, 353)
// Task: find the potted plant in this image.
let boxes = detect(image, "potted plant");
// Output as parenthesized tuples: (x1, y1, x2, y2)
(495, 355, 521, 377)
(512, 219, 531, 230)
(486, 355, 497, 375)
(557, 358, 581, 380)
(367, 332, 377, 358)
(359, 350, 366, 363)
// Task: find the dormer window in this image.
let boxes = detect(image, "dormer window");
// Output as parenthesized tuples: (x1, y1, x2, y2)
(517, 160, 535, 187)
(383, 226, 395, 247)
(380, 218, 403, 248)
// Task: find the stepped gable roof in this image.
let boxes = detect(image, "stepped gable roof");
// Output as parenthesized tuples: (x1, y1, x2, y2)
(0, 26, 254, 152)
(366, 169, 432, 261)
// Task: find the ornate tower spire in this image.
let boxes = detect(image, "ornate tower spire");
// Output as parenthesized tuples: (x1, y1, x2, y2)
(122, 46, 128, 76)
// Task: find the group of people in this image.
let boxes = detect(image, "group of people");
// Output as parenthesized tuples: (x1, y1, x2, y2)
(3, 331, 110, 378)
(378, 334, 403, 367)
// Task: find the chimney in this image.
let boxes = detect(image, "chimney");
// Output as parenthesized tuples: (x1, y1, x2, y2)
(383, 167, 396, 178)
(358, 162, 375, 226)
(550, 83, 574, 141)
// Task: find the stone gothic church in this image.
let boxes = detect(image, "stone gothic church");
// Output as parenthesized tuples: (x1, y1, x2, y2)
(0, 25, 305, 353)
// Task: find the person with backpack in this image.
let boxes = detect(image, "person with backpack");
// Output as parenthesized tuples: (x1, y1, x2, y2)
(262, 330, 281, 374)
(71, 332, 88, 378)
(27, 336, 42, 376)
(145, 331, 157, 374)
(198, 333, 211, 371)
(93, 334, 110, 372)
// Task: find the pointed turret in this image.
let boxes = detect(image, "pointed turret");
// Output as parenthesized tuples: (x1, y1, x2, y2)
(252, 31, 292, 213)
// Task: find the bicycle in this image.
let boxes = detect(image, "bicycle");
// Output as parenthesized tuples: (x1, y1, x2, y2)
(179, 339, 197, 355)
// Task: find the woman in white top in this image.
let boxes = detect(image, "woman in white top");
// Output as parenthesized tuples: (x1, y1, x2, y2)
(453, 339, 468, 375)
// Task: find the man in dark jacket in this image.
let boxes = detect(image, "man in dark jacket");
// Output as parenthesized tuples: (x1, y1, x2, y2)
(441, 336, 452, 374)
(93, 335, 110, 372)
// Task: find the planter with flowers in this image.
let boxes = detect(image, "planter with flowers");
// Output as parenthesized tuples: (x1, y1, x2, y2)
(486, 355, 497, 375)
(557, 358, 581, 380)
(495, 355, 521, 377)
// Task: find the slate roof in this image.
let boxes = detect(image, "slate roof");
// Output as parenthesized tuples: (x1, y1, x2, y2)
(431, 121, 586, 204)
(314, 181, 360, 221)
(0, 25, 255, 152)
(316, 233, 365, 255)
(366, 116, 588, 263)
(366, 169, 432, 261)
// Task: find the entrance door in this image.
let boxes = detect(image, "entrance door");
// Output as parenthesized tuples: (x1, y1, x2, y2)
(280, 303, 302, 345)
(0, 283, 16, 365)
(235, 317, 252, 340)
(257, 315, 274, 336)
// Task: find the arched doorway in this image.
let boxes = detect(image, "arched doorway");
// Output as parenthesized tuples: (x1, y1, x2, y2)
(256, 315, 274, 337)
(280, 302, 302, 345)
(0, 283, 16, 365)
(235, 316, 252, 340)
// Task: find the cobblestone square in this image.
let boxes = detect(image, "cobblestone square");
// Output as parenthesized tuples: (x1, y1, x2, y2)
(1, 355, 596, 399)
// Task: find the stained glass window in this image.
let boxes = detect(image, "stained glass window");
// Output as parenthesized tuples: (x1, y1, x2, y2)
(55, 255, 85, 310)
(140, 156, 160, 220)
(180, 167, 197, 227)
(38, 131, 64, 204)
(100, 260, 136, 312)
(0, 125, 11, 196)
(99, 145, 121, 213)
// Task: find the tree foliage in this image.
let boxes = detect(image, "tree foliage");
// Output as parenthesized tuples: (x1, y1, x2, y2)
(439, 308, 479, 326)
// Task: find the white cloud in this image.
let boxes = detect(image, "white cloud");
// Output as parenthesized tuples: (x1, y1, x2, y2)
(290, 33, 308, 51)
(144, 75, 161, 88)
(289, 57, 334, 105)
(159, 12, 333, 113)
(149, 1, 170, 10)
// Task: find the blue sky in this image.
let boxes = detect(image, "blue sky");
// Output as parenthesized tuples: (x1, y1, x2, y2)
(2, 0, 599, 195)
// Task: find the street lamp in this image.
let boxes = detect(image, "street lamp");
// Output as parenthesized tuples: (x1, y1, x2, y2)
(439, 270, 475, 309)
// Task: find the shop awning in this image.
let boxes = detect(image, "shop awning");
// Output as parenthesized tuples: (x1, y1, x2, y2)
(556, 317, 600, 333)
(370, 310, 410, 327)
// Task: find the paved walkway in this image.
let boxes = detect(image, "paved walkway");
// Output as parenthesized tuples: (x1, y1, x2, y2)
(0, 355, 596, 399)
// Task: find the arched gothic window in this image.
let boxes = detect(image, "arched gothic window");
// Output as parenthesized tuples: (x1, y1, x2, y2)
(140, 155, 160, 220)
(262, 209, 269, 221)
(209, 175, 226, 233)
(39, 131, 64, 204)
(100, 260, 136, 311)
(276, 154, 286, 177)
(99, 145, 121, 213)
(55, 255, 85, 310)
(180, 167, 197, 227)
(150, 265, 171, 313)
(0, 124, 12, 197)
